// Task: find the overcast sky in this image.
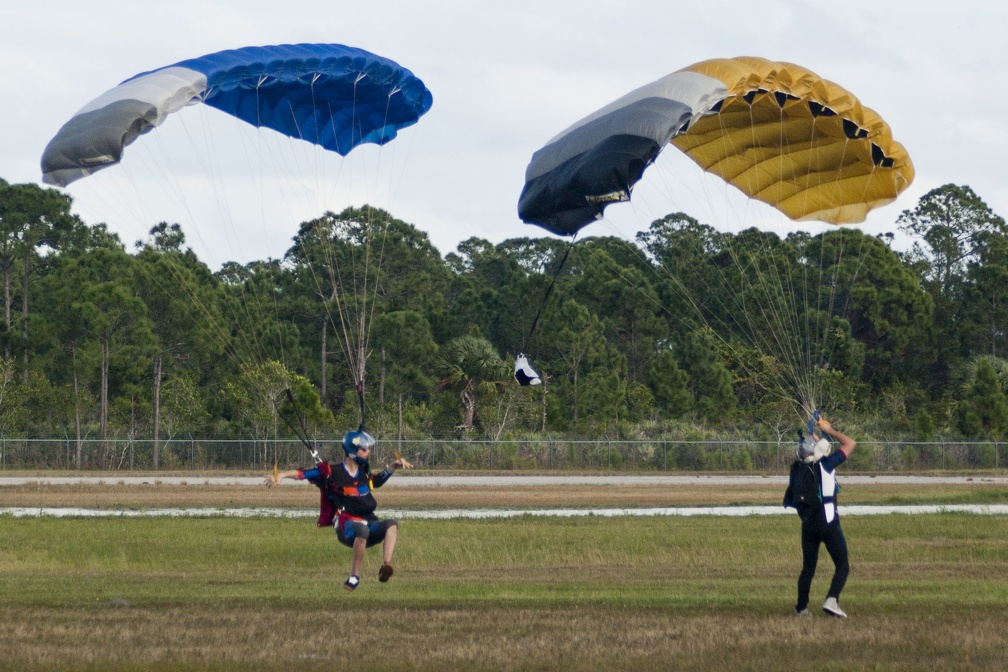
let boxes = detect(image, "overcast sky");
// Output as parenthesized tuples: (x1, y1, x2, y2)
(3, 1, 1005, 266)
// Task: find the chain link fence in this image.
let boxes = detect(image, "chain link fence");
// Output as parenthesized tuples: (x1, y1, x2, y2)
(0, 436, 1003, 472)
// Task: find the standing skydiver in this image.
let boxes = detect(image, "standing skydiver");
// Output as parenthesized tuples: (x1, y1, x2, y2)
(266, 429, 414, 591)
(784, 413, 856, 618)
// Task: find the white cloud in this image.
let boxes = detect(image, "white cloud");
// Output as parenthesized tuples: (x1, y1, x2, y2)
(3, 0, 1007, 266)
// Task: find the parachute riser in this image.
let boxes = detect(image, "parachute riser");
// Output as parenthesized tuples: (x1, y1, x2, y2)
(356, 378, 367, 433)
(283, 388, 324, 465)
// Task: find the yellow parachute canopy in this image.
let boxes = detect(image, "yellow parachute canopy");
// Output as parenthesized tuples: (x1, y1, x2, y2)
(675, 57, 914, 224)
(519, 56, 914, 234)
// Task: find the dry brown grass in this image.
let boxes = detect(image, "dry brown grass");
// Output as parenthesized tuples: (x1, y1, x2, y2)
(2, 511, 1007, 671)
(2, 478, 1005, 509)
(4, 604, 1008, 671)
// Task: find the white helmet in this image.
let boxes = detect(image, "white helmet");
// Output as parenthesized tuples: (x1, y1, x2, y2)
(797, 436, 832, 463)
(796, 437, 816, 461)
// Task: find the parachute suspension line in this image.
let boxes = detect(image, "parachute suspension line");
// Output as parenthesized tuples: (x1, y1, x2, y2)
(805, 111, 842, 411)
(339, 88, 408, 421)
(215, 77, 292, 378)
(283, 388, 323, 464)
(774, 98, 818, 410)
(646, 97, 809, 415)
(345, 79, 378, 404)
(107, 108, 274, 377)
(706, 100, 805, 407)
(774, 100, 818, 409)
(720, 92, 835, 414)
(314, 207, 389, 432)
(795, 114, 816, 409)
(294, 215, 343, 397)
(356, 378, 367, 432)
(591, 231, 715, 334)
(257, 102, 292, 376)
(702, 96, 773, 349)
(606, 219, 797, 412)
(150, 112, 277, 373)
(770, 96, 809, 404)
(307, 84, 359, 396)
(523, 233, 578, 350)
(723, 229, 804, 406)
(329, 229, 360, 384)
(357, 205, 397, 429)
(817, 229, 873, 411)
(287, 75, 399, 425)
(296, 67, 410, 415)
(806, 219, 836, 410)
(297, 208, 389, 434)
(364, 209, 389, 381)
(286, 80, 361, 410)
(796, 111, 855, 411)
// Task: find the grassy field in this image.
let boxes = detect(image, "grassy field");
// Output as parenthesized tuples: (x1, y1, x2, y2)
(1, 478, 1007, 670)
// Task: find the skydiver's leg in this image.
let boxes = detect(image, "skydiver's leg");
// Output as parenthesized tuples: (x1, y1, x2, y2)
(365, 519, 398, 582)
(796, 524, 821, 612)
(351, 536, 367, 578)
(337, 520, 370, 589)
(381, 523, 398, 565)
(823, 522, 850, 600)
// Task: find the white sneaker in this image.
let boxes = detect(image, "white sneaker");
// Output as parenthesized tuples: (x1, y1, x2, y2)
(822, 597, 847, 618)
(796, 608, 811, 616)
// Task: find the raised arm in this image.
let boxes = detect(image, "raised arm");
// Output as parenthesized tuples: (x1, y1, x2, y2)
(818, 417, 856, 457)
(371, 457, 415, 488)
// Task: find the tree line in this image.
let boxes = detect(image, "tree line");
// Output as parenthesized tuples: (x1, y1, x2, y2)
(2, 178, 1007, 464)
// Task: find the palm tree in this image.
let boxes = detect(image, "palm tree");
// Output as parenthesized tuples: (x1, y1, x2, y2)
(438, 335, 508, 432)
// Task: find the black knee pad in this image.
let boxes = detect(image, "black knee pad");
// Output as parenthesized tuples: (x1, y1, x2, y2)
(347, 521, 369, 541)
(338, 519, 370, 548)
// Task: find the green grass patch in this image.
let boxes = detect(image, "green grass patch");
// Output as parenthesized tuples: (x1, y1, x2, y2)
(1, 514, 1007, 670)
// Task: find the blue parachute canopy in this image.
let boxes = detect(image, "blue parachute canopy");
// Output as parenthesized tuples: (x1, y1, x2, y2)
(42, 44, 433, 187)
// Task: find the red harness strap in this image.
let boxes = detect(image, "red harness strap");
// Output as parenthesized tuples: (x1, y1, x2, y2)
(335, 510, 367, 533)
(314, 462, 337, 527)
(317, 490, 338, 527)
